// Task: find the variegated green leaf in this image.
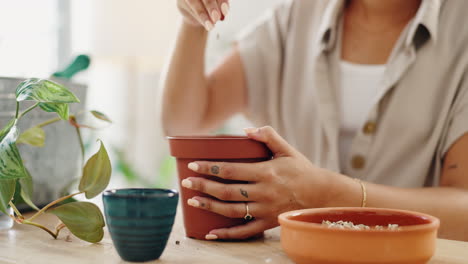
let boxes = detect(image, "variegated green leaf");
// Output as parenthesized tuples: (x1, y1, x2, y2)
(16, 78, 80, 103)
(90, 110, 112, 123)
(39, 103, 69, 120)
(48, 202, 105, 243)
(19, 169, 39, 211)
(0, 120, 27, 180)
(0, 179, 16, 214)
(79, 141, 111, 199)
(17, 126, 45, 147)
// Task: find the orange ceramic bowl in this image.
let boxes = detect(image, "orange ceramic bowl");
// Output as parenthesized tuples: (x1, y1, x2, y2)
(278, 207, 440, 264)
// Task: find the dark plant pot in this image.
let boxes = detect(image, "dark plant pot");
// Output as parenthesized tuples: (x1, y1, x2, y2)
(103, 188, 179, 262)
(168, 136, 272, 240)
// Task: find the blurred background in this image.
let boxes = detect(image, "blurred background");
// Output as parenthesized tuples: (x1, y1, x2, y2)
(0, 0, 283, 192)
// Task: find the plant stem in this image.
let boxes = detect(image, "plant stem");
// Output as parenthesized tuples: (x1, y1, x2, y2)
(9, 201, 23, 219)
(33, 112, 82, 129)
(55, 222, 66, 238)
(36, 117, 61, 128)
(22, 220, 57, 239)
(75, 126, 85, 166)
(15, 102, 20, 119)
(18, 102, 40, 119)
(26, 191, 83, 222)
(68, 114, 86, 166)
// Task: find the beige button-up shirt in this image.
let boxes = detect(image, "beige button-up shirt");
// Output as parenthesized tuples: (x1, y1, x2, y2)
(237, 0, 468, 187)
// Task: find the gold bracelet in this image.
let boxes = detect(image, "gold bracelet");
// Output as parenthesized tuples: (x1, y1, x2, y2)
(354, 179, 367, 207)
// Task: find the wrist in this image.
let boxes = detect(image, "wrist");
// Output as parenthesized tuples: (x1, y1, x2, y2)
(321, 170, 362, 208)
(298, 166, 343, 208)
(181, 18, 207, 32)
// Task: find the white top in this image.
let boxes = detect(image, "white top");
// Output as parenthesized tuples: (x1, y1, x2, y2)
(237, 0, 468, 187)
(339, 61, 386, 172)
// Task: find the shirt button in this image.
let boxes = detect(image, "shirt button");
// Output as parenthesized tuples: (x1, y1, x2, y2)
(351, 155, 366, 170)
(363, 121, 377, 134)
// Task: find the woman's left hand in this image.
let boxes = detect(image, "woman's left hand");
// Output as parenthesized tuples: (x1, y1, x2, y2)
(181, 126, 337, 240)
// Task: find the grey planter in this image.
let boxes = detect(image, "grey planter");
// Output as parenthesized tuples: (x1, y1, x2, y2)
(0, 77, 87, 209)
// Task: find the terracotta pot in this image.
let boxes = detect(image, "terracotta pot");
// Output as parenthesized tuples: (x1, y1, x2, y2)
(279, 207, 440, 264)
(168, 136, 272, 240)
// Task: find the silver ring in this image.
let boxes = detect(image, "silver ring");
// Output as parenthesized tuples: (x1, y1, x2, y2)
(244, 202, 253, 221)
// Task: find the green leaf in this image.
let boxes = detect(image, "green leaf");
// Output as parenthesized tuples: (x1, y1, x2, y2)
(39, 103, 69, 120)
(19, 169, 39, 211)
(0, 179, 16, 214)
(17, 126, 45, 147)
(79, 141, 111, 199)
(48, 202, 105, 243)
(12, 179, 24, 205)
(91, 110, 112, 123)
(0, 120, 28, 180)
(16, 78, 80, 103)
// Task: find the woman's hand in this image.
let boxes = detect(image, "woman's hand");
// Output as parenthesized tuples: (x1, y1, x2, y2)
(177, 0, 230, 31)
(181, 126, 338, 240)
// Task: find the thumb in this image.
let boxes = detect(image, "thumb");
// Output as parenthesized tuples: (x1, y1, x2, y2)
(244, 126, 294, 157)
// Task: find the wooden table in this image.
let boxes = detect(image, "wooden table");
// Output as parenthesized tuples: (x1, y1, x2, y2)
(1, 210, 468, 264)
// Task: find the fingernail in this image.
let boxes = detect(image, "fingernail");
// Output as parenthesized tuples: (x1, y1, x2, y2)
(188, 162, 199, 172)
(181, 179, 193, 188)
(205, 234, 218, 240)
(205, 21, 214, 31)
(221, 3, 229, 17)
(187, 198, 200, 207)
(211, 10, 220, 23)
(244, 127, 259, 134)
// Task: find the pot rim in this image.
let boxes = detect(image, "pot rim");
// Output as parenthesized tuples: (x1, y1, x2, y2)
(103, 188, 179, 199)
(167, 135, 249, 140)
(167, 135, 272, 159)
(278, 207, 440, 233)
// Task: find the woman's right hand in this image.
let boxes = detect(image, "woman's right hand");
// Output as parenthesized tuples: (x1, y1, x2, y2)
(177, 0, 230, 31)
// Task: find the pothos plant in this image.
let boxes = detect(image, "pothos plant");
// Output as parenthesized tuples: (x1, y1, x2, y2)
(0, 78, 112, 243)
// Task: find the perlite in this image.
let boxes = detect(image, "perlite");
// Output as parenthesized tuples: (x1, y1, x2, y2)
(322, 220, 399, 230)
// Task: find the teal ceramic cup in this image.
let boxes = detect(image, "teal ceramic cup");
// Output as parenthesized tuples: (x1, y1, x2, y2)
(102, 189, 179, 262)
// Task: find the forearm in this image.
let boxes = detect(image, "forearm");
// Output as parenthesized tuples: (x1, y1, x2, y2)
(160, 21, 210, 135)
(323, 171, 468, 241)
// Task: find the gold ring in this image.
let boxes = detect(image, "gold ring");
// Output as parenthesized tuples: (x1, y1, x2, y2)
(244, 202, 253, 221)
